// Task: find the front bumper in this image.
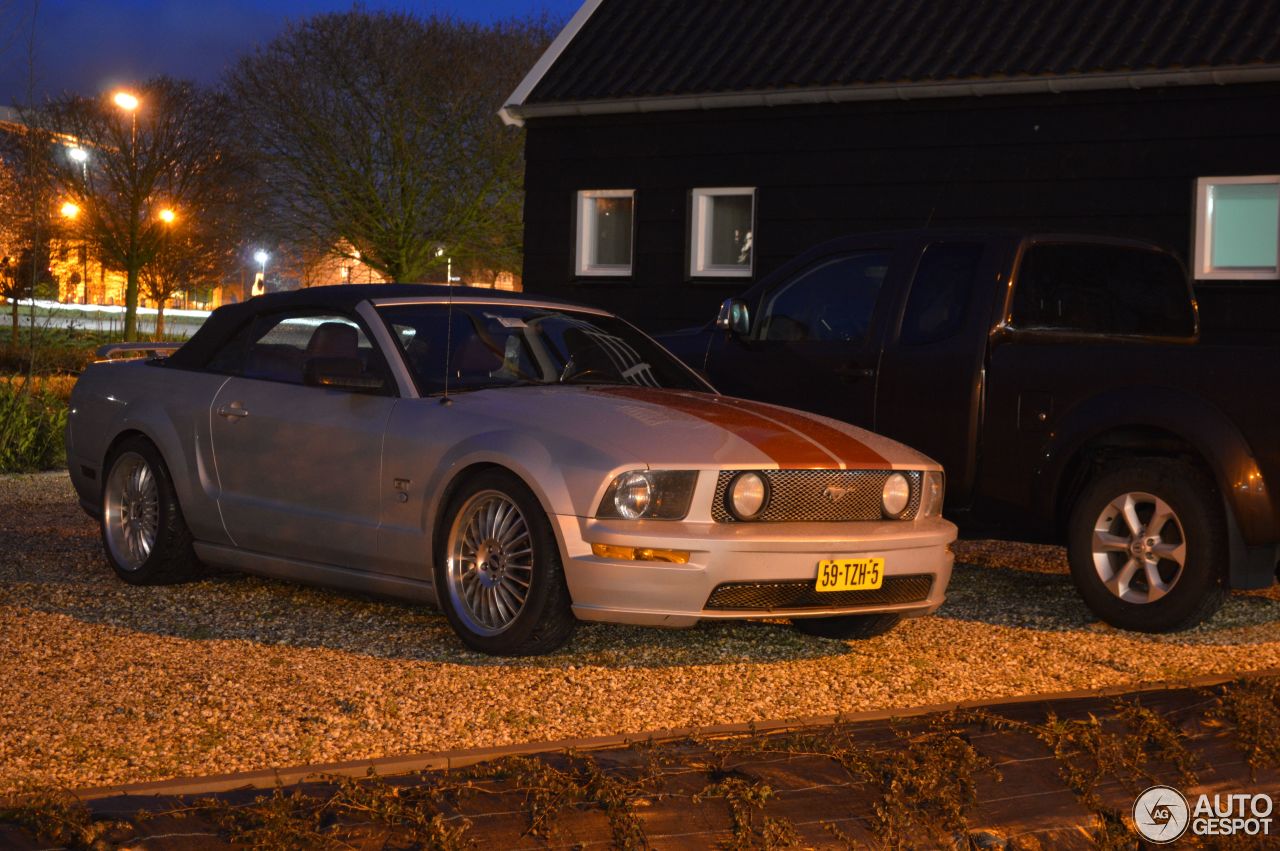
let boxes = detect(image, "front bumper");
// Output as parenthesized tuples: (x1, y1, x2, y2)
(554, 515, 957, 627)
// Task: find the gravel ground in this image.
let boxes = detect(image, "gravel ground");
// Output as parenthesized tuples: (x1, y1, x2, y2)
(1, 472, 1277, 794)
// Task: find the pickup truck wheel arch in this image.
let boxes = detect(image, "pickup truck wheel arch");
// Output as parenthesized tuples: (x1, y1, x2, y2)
(1066, 458, 1226, 632)
(1054, 424, 1271, 590)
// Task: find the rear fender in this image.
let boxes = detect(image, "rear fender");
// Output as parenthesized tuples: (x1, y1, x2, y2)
(1042, 387, 1276, 587)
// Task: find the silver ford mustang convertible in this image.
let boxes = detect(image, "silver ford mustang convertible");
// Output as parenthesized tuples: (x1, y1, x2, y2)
(67, 285, 956, 655)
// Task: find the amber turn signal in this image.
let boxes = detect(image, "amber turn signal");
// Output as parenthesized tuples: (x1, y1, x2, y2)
(590, 543, 690, 564)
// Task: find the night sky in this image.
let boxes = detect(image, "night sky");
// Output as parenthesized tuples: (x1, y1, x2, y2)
(0, 0, 580, 104)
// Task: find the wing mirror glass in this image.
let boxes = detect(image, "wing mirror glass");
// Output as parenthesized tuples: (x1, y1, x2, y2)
(715, 298, 750, 336)
(304, 356, 385, 392)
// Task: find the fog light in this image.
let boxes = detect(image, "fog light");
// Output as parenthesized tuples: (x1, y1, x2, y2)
(591, 543, 690, 564)
(728, 471, 768, 520)
(882, 472, 911, 518)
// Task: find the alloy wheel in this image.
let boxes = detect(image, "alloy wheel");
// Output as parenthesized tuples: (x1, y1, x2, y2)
(445, 490, 535, 635)
(103, 451, 160, 571)
(1090, 491, 1187, 604)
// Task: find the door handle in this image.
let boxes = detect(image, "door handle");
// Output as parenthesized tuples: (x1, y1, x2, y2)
(217, 404, 249, 419)
(834, 365, 876, 380)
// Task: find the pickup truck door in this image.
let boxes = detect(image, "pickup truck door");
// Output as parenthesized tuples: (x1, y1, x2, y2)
(874, 240, 1008, 507)
(703, 248, 897, 428)
(208, 312, 397, 569)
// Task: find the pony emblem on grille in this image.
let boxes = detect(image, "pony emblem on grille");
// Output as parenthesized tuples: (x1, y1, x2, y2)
(823, 485, 850, 503)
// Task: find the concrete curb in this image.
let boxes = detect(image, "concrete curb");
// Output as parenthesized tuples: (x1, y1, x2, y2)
(72, 667, 1279, 802)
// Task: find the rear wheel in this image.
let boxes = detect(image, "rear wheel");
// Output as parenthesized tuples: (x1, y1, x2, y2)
(101, 437, 200, 585)
(792, 613, 901, 639)
(1067, 459, 1225, 632)
(436, 469, 576, 656)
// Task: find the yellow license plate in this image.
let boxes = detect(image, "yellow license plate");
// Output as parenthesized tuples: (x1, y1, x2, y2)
(815, 558, 885, 592)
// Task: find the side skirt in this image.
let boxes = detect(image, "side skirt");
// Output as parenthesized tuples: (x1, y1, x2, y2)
(193, 542, 439, 607)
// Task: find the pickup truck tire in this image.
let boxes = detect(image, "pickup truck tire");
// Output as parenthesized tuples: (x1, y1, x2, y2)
(100, 436, 200, 585)
(437, 469, 576, 656)
(1067, 459, 1226, 632)
(792, 613, 901, 639)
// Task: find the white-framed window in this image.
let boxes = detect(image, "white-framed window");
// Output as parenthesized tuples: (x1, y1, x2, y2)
(1194, 176, 1280, 280)
(690, 187, 755, 277)
(575, 189, 634, 277)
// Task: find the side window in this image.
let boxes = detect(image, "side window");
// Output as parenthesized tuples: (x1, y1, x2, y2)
(1011, 244, 1195, 337)
(206, 311, 379, 386)
(757, 251, 889, 343)
(899, 243, 984, 346)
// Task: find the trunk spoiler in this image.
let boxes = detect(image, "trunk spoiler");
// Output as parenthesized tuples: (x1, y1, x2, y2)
(94, 342, 183, 361)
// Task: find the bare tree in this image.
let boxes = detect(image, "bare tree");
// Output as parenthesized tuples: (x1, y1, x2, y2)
(39, 78, 250, 340)
(227, 11, 552, 283)
(0, 130, 55, 346)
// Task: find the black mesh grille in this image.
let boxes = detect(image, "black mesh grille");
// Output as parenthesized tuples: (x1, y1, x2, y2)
(713, 470, 921, 523)
(704, 574, 934, 611)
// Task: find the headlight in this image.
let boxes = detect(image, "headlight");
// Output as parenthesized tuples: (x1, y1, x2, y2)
(919, 471, 945, 519)
(597, 470, 697, 520)
(881, 472, 911, 518)
(727, 471, 769, 520)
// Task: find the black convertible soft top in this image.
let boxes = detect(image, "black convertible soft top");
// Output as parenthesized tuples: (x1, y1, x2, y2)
(165, 284, 589, 370)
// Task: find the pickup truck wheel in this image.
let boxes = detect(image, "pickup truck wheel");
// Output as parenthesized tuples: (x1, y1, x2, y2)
(792, 613, 901, 639)
(437, 469, 576, 656)
(1067, 460, 1225, 632)
(101, 437, 200, 585)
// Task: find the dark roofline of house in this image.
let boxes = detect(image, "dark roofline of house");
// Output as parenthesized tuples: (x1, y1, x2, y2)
(501, 62, 1280, 126)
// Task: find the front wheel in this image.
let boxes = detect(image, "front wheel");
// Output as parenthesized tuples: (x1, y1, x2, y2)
(436, 469, 576, 656)
(792, 613, 901, 639)
(1067, 459, 1226, 632)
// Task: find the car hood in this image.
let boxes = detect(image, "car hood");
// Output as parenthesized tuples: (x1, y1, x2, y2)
(454, 385, 938, 471)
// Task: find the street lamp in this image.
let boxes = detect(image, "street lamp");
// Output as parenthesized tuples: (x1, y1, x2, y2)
(158, 208, 176, 224)
(254, 249, 269, 275)
(60, 202, 88, 304)
(68, 145, 89, 179)
(112, 91, 139, 111)
(435, 246, 454, 285)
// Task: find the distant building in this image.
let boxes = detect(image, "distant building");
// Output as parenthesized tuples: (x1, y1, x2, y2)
(503, 0, 1280, 338)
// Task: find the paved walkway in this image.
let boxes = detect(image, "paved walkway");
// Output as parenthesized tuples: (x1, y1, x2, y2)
(3, 673, 1276, 849)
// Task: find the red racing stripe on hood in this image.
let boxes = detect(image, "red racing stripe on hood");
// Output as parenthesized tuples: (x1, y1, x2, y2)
(712, 396, 890, 469)
(593, 386, 840, 468)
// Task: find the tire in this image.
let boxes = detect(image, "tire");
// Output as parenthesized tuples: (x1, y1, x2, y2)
(792, 613, 901, 639)
(435, 469, 576, 656)
(1067, 459, 1226, 632)
(100, 436, 200, 585)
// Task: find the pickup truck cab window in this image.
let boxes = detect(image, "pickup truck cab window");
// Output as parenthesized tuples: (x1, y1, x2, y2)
(1010, 243, 1196, 338)
(899, 242, 984, 345)
(757, 251, 889, 343)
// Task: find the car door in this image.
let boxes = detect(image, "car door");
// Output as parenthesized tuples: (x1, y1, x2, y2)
(703, 248, 895, 428)
(874, 239, 1007, 507)
(208, 309, 398, 569)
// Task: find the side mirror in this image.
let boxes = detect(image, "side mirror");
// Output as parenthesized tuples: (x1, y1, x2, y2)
(304, 356, 385, 392)
(715, 298, 750, 336)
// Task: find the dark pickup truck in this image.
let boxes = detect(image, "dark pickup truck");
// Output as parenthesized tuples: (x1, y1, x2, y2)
(660, 229, 1279, 632)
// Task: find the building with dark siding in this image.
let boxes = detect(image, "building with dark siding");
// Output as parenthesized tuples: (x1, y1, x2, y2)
(501, 0, 1280, 339)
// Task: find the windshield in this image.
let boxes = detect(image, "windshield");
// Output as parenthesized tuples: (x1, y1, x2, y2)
(378, 302, 709, 395)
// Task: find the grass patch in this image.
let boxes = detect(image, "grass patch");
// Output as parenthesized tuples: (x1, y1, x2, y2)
(0, 378, 68, 472)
